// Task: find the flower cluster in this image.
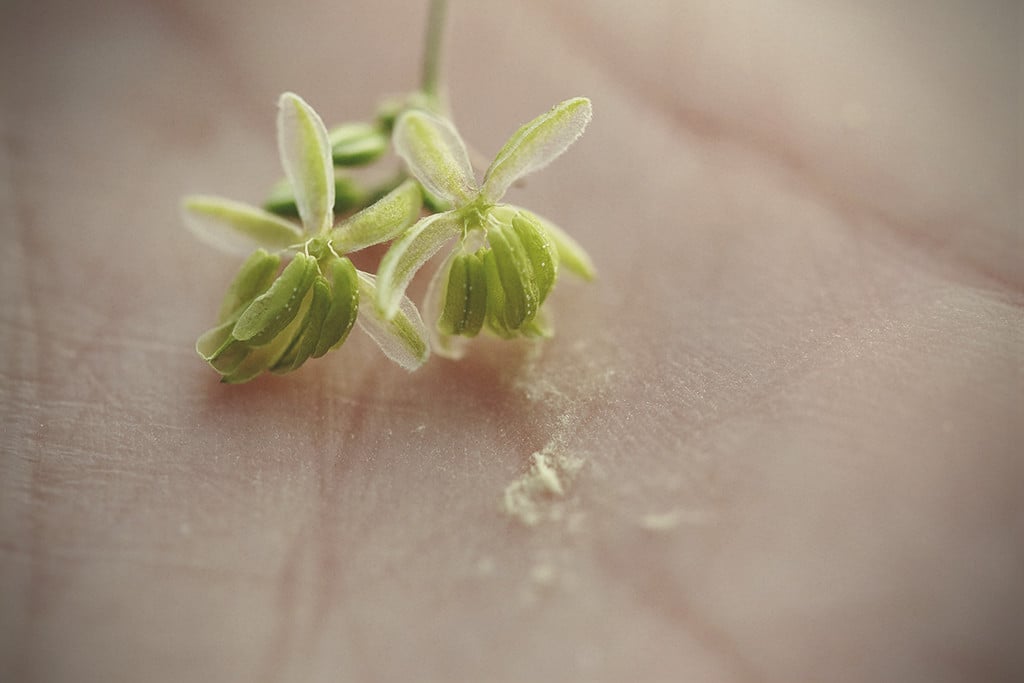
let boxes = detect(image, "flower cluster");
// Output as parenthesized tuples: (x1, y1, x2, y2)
(182, 92, 593, 382)
(377, 98, 595, 358)
(182, 93, 428, 382)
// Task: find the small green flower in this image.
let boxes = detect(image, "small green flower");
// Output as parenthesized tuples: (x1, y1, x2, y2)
(375, 98, 596, 358)
(182, 93, 430, 382)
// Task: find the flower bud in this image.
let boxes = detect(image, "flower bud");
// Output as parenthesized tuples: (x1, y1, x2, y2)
(328, 122, 388, 166)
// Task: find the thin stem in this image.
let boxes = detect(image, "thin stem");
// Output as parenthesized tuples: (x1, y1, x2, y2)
(421, 0, 448, 99)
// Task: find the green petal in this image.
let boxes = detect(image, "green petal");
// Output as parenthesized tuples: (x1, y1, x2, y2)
(355, 271, 429, 370)
(220, 286, 316, 384)
(217, 249, 282, 323)
(277, 92, 334, 233)
(197, 250, 283, 376)
(481, 248, 516, 339)
(271, 275, 332, 373)
(375, 211, 462, 319)
(482, 97, 592, 204)
(182, 195, 304, 256)
(329, 122, 389, 166)
(438, 253, 469, 336)
(510, 210, 558, 305)
(329, 179, 423, 253)
(233, 253, 318, 345)
(392, 109, 477, 205)
(313, 256, 359, 357)
(487, 218, 538, 330)
(531, 211, 596, 281)
(438, 251, 487, 337)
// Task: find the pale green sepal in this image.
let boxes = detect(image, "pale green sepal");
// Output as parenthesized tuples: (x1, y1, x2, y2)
(530, 210, 596, 281)
(313, 256, 359, 357)
(182, 196, 304, 256)
(329, 179, 423, 253)
(220, 287, 315, 384)
(217, 249, 281, 323)
(233, 253, 318, 345)
(277, 92, 334, 233)
(264, 173, 365, 218)
(329, 122, 388, 166)
(392, 110, 477, 205)
(196, 318, 237, 361)
(355, 271, 429, 371)
(482, 97, 592, 204)
(375, 211, 461, 319)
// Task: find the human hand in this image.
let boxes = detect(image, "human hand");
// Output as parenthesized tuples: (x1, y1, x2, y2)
(2, 1, 1020, 681)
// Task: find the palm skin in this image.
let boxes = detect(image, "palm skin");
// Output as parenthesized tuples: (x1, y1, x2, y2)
(1, 1, 1020, 681)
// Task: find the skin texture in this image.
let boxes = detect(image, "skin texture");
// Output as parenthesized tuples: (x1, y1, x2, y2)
(1, 1, 1021, 681)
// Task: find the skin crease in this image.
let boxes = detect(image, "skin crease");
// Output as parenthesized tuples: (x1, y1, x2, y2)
(0, 0, 1021, 681)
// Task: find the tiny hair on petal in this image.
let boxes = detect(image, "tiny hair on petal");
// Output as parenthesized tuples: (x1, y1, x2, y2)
(482, 97, 592, 203)
(392, 109, 478, 205)
(355, 272, 430, 370)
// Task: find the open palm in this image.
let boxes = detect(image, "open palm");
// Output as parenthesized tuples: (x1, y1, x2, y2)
(2, 1, 1020, 681)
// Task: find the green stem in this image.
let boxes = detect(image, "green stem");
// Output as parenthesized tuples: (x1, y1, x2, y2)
(420, 0, 448, 100)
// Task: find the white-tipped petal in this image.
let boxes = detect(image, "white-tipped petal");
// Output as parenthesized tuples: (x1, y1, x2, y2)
(277, 92, 334, 233)
(355, 271, 430, 370)
(393, 110, 477, 205)
(482, 98, 592, 203)
(329, 179, 423, 253)
(375, 211, 462, 319)
(182, 195, 304, 255)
